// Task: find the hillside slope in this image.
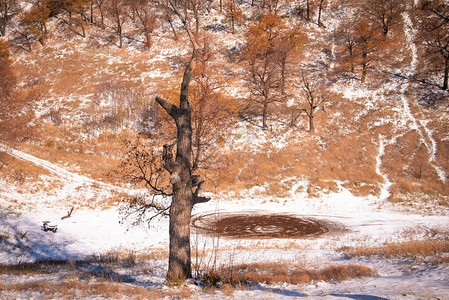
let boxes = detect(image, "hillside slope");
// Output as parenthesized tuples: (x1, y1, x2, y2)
(1, 0, 448, 210)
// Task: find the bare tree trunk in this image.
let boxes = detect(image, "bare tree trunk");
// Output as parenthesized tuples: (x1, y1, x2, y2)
(168, 18, 178, 40)
(308, 114, 314, 132)
(90, 1, 94, 23)
(444, 55, 449, 90)
(119, 26, 122, 48)
(155, 0, 210, 281)
(280, 56, 286, 94)
(317, 0, 324, 26)
(167, 172, 193, 281)
(361, 61, 367, 83)
(262, 100, 268, 129)
(156, 48, 204, 282)
(0, 5, 7, 36)
(306, 0, 310, 20)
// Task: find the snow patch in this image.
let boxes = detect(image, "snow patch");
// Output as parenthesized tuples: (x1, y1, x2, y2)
(376, 135, 392, 201)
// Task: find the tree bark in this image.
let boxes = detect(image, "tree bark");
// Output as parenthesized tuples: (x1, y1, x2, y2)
(1, 6, 6, 36)
(167, 172, 193, 281)
(317, 0, 324, 26)
(280, 56, 286, 94)
(155, 51, 197, 282)
(155, 0, 210, 282)
(309, 114, 314, 132)
(306, 0, 310, 20)
(443, 55, 449, 90)
(361, 61, 367, 83)
(262, 99, 268, 129)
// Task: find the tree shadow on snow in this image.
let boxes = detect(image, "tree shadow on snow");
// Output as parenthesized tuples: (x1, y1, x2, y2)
(250, 285, 305, 297)
(330, 294, 388, 300)
(0, 208, 164, 287)
(0, 208, 84, 263)
(390, 73, 448, 106)
(76, 262, 161, 287)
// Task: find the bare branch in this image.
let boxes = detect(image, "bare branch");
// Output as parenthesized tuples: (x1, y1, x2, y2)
(168, 0, 199, 51)
(155, 96, 178, 118)
(193, 181, 210, 204)
(120, 194, 171, 227)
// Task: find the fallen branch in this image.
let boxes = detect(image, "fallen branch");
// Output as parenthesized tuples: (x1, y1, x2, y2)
(61, 207, 74, 220)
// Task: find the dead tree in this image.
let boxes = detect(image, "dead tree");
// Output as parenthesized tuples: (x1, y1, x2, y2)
(153, 0, 210, 282)
(117, 0, 212, 283)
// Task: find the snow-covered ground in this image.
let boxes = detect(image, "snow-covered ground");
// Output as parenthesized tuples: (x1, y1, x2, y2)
(1, 145, 448, 299)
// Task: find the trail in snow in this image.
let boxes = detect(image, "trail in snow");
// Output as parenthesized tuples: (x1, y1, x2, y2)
(0, 143, 133, 195)
(399, 11, 447, 182)
(375, 11, 447, 197)
(376, 135, 392, 200)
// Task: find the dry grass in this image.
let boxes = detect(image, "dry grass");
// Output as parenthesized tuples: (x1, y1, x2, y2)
(94, 248, 168, 263)
(198, 262, 376, 287)
(0, 260, 74, 277)
(20, 130, 131, 183)
(211, 130, 383, 198)
(382, 129, 449, 202)
(0, 256, 161, 299)
(3, 278, 151, 299)
(0, 151, 52, 184)
(341, 240, 449, 259)
(439, 256, 449, 264)
(0, 255, 201, 300)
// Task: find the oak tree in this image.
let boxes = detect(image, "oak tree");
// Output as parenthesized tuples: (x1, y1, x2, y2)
(356, 19, 383, 83)
(361, 0, 405, 36)
(190, 35, 236, 170)
(106, 0, 128, 48)
(298, 70, 326, 132)
(129, 0, 157, 49)
(224, 0, 244, 34)
(0, 0, 20, 36)
(337, 17, 384, 83)
(61, 0, 90, 37)
(121, 0, 213, 283)
(242, 13, 285, 128)
(94, 0, 106, 27)
(0, 40, 37, 140)
(19, 0, 51, 46)
(419, 0, 449, 90)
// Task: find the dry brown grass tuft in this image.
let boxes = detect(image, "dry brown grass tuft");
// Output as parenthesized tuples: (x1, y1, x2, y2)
(3, 278, 151, 299)
(0, 257, 162, 299)
(164, 286, 195, 298)
(198, 262, 376, 287)
(341, 240, 449, 259)
(220, 283, 235, 296)
(134, 249, 168, 261)
(82, 281, 151, 299)
(0, 260, 73, 276)
(439, 256, 449, 264)
(92, 248, 168, 263)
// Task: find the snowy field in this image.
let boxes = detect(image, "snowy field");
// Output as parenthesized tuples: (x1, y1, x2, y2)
(1, 144, 448, 299)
